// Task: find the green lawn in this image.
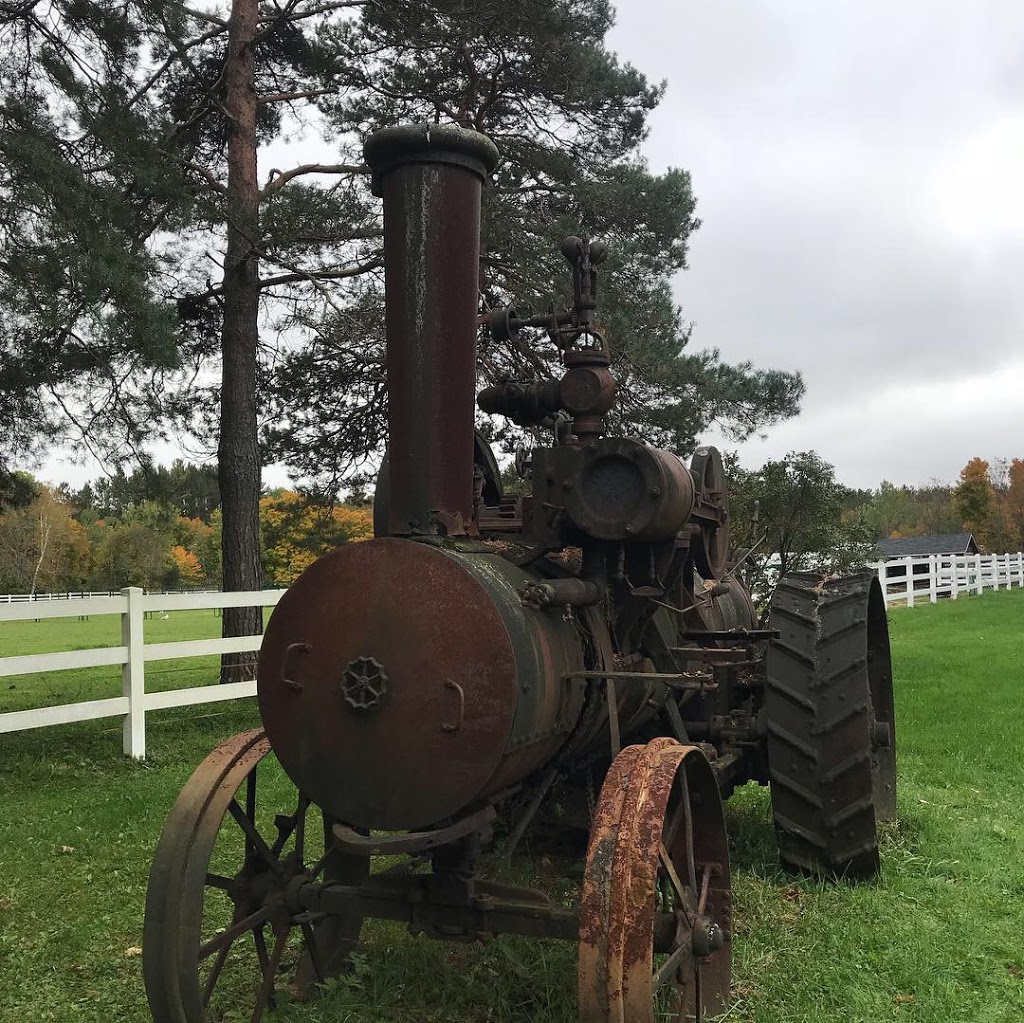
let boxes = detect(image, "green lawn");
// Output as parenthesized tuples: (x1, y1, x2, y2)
(1, 590, 1023, 1022)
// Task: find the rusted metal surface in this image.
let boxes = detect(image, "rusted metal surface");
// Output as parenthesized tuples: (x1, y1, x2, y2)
(332, 806, 496, 857)
(257, 536, 585, 830)
(560, 438, 695, 542)
(364, 124, 498, 537)
(520, 577, 603, 609)
(579, 738, 731, 1022)
(294, 873, 580, 944)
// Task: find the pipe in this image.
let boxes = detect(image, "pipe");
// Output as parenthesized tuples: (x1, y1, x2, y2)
(363, 124, 499, 536)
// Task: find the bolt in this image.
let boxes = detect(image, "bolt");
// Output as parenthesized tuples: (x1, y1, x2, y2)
(562, 479, 573, 490)
(650, 486, 662, 498)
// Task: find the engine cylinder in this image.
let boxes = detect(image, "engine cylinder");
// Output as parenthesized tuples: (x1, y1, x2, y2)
(562, 437, 695, 541)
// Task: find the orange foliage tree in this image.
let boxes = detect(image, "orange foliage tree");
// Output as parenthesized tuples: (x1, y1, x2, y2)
(260, 491, 372, 587)
(952, 456, 1024, 552)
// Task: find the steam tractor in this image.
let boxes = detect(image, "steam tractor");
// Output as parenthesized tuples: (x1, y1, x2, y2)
(143, 124, 897, 1023)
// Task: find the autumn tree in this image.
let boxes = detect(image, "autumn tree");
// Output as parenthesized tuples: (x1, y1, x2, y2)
(1003, 459, 1024, 551)
(0, 486, 89, 593)
(259, 490, 371, 586)
(952, 457, 998, 550)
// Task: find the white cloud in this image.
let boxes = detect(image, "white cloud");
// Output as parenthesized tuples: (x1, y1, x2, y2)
(608, 0, 1024, 487)
(929, 113, 1024, 246)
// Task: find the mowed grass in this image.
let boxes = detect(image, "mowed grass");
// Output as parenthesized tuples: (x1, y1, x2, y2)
(1, 590, 1023, 1021)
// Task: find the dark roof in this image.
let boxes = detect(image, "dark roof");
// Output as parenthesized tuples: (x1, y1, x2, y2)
(875, 533, 977, 558)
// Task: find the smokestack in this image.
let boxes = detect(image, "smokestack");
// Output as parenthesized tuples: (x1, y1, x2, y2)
(363, 124, 499, 536)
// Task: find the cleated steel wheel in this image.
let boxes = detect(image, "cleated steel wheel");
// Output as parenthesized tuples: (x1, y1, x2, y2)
(143, 729, 368, 1023)
(765, 572, 897, 878)
(579, 738, 732, 1022)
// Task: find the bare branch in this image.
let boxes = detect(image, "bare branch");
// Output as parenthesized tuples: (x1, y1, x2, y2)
(181, 5, 229, 28)
(258, 1, 373, 24)
(260, 162, 366, 198)
(183, 160, 228, 193)
(258, 259, 383, 290)
(183, 257, 382, 303)
(257, 87, 335, 105)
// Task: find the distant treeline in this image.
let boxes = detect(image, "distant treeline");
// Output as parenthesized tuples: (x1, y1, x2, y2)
(1, 453, 1020, 597)
(844, 457, 1024, 552)
(0, 461, 371, 595)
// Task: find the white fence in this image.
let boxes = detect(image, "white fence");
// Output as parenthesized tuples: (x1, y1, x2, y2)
(0, 589, 220, 603)
(868, 552, 1024, 607)
(0, 587, 285, 758)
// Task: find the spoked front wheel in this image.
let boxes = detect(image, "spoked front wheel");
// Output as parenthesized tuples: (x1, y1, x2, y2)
(579, 738, 732, 1022)
(143, 729, 367, 1023)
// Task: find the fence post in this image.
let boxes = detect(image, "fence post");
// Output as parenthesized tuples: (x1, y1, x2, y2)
(928, 555, 938, 603)
(877, 560, 888, 604)
(121, 586, 146, 759)
(904, 556, 914, 607)
(950, 555, 959, 599)
(974, 554, 983, 595)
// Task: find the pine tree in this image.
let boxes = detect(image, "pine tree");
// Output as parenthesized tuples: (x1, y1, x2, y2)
(2, 2, 804, 660)
(263, 0, 804, 490)
(1, 0, 374, 676)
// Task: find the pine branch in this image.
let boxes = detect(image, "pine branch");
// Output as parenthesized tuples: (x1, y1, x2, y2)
(124, 24, 229, 111)
(260, 162, 366, 198)
(257, 87, 336, 105)
(183, 160, 228, 193)
(181, 6, 229, 28)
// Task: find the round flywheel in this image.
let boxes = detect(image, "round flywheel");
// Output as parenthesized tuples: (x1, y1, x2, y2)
(689, 447, 729, 580)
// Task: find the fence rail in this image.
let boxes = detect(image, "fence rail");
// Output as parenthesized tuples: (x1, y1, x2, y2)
(4, 555, 1022, 756)
(0, 588, 220, 603)
(0, 587, 285, 758)
(868, 552, 1024, 607)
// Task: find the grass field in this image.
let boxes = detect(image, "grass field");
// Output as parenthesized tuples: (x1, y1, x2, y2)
(1, 590, 1023, 1022)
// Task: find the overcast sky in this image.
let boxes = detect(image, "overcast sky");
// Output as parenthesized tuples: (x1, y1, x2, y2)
(607, 0, 1024, 488)
(39, 0, 1023, 491)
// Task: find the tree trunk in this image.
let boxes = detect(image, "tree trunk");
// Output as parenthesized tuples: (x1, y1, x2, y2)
(218, 0, 263, 682)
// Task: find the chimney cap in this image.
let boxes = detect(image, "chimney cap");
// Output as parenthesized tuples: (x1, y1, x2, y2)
(364, 123, 500, 195)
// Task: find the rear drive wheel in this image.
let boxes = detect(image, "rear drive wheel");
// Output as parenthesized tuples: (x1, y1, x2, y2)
(765, 572, 896, 878)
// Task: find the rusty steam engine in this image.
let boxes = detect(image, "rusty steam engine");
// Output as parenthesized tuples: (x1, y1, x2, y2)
(144, 125, 897, 1023)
